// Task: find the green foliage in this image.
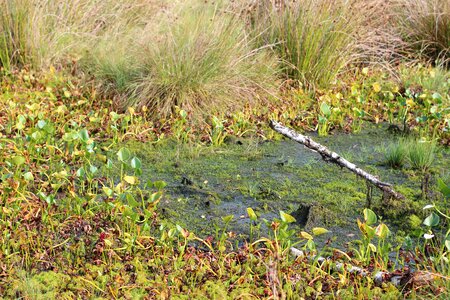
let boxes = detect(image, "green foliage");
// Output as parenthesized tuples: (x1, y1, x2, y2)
(383, 140, 407, 169)
(406, 138, 436, 172)
(0, 23, 449, 300)
(249, 0, 363, 89)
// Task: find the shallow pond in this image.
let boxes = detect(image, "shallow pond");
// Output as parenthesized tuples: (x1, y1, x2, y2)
(125, 124, 449, 247)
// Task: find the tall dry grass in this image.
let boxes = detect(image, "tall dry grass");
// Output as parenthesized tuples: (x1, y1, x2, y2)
(0, 0, 163, 70)
(394, 0, 449, 66)
(237, 0, 407, 89)
(82, 1, 279, 117)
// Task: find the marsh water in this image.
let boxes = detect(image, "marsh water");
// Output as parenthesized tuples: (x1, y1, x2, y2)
(126, 124, 449, 247)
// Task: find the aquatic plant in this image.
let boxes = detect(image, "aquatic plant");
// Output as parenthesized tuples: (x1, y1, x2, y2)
(407, 138, 436, 172)
(0, 68, 449, 298)
(384, 140, 407, 169)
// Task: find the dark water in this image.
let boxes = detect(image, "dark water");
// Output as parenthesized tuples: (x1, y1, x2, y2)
(126, 125, 449, 247)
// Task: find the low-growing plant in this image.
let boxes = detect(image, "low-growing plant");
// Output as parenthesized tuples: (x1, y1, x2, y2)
(317, 102, 332, 136)
(407, 138, 436, 172)
(351, 208, 392, 268)
(384, 140, 407, 169)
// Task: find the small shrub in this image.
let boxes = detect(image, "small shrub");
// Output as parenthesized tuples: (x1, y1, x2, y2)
(395, 0, 450, 66)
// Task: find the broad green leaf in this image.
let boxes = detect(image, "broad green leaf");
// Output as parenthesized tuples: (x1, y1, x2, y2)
(222, 215, 234, 223)
(106, 159, 113, 169)
(37, 119, 47, 129)
(247, 207, 257, 221)
(368, 243, 377, 252)
(423, 213, 440, 227)
(365, 224, 376, 239)
(300, 231, 313, 240)
(102, 187, 113, 197)
(312, 227, 329, 236)
(117, 147, 131, 163)
(375, 223, 390, 239)
(16, 115, 26, 130)
(437, 178, 450, 199)
(306, 239, 316, 250)
(76, 167, 85, 177)
(320, 102, 331, 117)
(432, 92, 442, 102)
(11, 156, 26, 166)
(153, 181, 167, 190)
(124, 175, 138, 185)
(363, 208, 377, 225)
(280, 211, 296, 223)
(23, 172, 34, 181)
(149, 192, 162, 203)
(126, 193, 139, 208)
(79, 128, 89, 142)
(130, 157, 142, 169)
(445, 239, 450, 251)
(89, 165, 98, 174)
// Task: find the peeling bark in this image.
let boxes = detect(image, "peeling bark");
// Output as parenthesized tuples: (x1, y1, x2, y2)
(269, 120, 404, 200)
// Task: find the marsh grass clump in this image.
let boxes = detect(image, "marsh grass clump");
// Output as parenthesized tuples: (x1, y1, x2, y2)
(85, 1, 278, 118)
(406, 138, 436, 172)
(248, 0, 360, 89)
(243, 0, 397, 89)
(395, 0, 450, 66)
(384, 140, 407, 169)
(0, 0, 164, 71)
(0, 0, 34, 70)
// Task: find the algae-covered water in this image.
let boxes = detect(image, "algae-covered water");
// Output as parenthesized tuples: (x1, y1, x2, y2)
(125, 125, 449, 247)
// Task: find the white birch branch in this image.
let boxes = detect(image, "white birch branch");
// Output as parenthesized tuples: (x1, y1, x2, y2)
(269, 120, 404, 200)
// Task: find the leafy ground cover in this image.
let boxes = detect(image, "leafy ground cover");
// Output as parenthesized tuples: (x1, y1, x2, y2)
(0, 66, 448, 298)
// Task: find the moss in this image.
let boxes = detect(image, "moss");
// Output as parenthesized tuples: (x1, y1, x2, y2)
(118, 127, 449, 242)
(8, 271, 71, 299)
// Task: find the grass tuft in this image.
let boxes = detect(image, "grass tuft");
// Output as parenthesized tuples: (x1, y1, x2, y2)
(406, 138, 436, 171)
(85, 1, 278, 117)
(395, 0, 450, 66)
(384, 140, 407, 169)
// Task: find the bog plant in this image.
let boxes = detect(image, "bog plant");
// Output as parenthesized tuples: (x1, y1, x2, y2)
(384, 140, 407, 169)
(407, 138, 436, 172)
(248, 0, 368, 89)
(395, 0, 450, 66)
(351, 208, 392, 267)
(86, 1, 278, 118)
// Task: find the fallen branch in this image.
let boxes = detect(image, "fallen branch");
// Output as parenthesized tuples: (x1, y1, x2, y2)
(269, 120, 404, 200)
(290, 247, 438, 288)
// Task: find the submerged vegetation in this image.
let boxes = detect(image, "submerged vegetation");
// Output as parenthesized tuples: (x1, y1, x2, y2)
(0, 0, 449, 298)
